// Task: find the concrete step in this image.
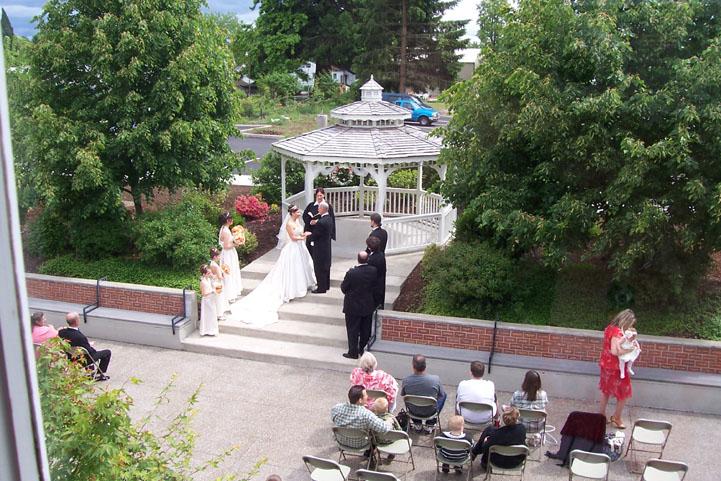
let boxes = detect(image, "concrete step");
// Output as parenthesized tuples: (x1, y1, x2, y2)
(240, 265, 408, 288)
(240, 277, 398, 309)
(181, 332, 357, 372)
(218, 318, 347, 348)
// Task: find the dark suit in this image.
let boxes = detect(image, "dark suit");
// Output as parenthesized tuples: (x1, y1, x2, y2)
(341, 263, 378, 356)
(303, 202, 336, 256)
(310, 214, 333, 292)
(367, 250, 387, 308)
(58, 327, 111, 373)
(368, 227, 388, 253)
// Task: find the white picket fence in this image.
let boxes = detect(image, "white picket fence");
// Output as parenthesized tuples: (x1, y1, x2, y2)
(283, 187, 455, 253)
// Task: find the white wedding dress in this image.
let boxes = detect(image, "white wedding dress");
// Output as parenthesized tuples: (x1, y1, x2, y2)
(230, 216, 316, 326)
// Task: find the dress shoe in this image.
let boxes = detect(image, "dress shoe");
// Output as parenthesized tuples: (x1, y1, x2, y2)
(95, 374, 110, 382)
(342, 352, 359, 359)
(311, 289, 326, 294)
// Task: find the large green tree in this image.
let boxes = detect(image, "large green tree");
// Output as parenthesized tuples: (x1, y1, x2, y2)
(27, 0, 241, 224)
(442, 0, 721, 300)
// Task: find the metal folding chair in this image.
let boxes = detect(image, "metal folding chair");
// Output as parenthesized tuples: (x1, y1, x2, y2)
(433, 437, 473, 481)
(303, 455, 351, 481)
(485, 445, 529, 481)
(568, 450, 610, 481)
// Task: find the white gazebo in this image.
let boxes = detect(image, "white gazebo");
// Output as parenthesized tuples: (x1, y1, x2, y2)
(272, 76, 456, 255)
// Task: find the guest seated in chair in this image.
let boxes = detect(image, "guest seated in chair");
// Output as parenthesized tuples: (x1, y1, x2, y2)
(31, 311, 59, 345)
(510, 370, 549, 411)
(331, 385, 392, 448)
(372, 397, 401, 430)
(471, 406, 526, 470)
(440, 415, 474, 473)
(350, 352, 399, 411)
(58, 311, 112, 381)
(456, 360, 497, 424)
(400, 354, 447, 430)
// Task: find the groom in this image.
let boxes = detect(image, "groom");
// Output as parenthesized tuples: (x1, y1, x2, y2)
(309, 202, 333, 293)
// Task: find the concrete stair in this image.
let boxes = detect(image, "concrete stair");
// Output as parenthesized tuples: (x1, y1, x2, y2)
(181, 249, 422, 372)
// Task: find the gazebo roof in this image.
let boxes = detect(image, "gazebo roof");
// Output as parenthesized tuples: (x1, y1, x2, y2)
(331, 100, 410, 120)
(272, 124, 441, 164)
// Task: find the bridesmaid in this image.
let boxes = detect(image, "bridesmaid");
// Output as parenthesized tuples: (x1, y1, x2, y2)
(218, 211, 243, 301)
(209, 247, 231, 321)
(198, 265, 218, 336)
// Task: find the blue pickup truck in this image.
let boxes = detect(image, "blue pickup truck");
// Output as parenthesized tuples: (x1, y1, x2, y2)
(382, 93, 440, 126)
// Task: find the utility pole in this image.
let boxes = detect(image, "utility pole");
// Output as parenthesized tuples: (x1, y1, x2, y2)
(399, 0, 408, 93)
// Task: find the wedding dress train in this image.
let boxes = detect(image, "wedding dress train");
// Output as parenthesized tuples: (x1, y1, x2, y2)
(230, 216, 316, 326)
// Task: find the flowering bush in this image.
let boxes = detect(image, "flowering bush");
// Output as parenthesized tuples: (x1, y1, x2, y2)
(235, 194, 269, 220)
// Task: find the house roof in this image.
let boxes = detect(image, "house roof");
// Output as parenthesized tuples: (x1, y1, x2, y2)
(272, 124, 441, 164)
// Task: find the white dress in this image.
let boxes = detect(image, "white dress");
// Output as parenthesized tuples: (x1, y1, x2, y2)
(198, 276, 219, 336)
(219, 225, 243, 301)
(230, 217, 316, 326)
(210, 260, 231, 318)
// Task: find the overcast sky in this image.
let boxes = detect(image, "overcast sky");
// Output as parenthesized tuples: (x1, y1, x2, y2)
(2, 0, 478, 42)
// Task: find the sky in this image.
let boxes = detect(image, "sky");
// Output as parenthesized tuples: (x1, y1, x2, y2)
(1, 0, 479, 41)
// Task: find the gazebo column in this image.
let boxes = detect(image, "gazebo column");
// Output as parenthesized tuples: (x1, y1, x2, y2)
(417, 163, 424, 214)
(375, 167, 388, 216)
(303, 162, 320, 206)
(280, 156, 287, 210)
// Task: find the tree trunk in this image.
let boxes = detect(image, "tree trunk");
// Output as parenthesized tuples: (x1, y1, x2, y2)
(399, 0, 408, 93)
(131, 187, 143, 216)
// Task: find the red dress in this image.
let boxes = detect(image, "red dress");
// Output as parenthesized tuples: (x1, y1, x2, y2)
(598, 325, 632, 400)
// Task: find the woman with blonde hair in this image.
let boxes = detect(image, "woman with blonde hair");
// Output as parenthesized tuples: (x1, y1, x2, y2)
(349, 352, 399, 411)
(471, 406, 526, 470)
(598, 309, 638, 429)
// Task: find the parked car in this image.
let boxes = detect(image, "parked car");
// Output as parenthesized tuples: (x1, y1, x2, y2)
(391, 97, 439, 126)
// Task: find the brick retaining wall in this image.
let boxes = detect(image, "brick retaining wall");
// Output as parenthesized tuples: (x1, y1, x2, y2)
(380, 313, 721, 375)
(26, 274, 187, 316)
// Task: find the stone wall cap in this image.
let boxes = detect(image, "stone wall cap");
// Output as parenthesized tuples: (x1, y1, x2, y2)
(26, 272, 192, 296)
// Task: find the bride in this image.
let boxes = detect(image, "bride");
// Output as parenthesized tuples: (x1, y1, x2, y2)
(230, 205, 316, 326)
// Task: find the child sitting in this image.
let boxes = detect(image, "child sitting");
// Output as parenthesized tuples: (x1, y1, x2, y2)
(372, 397, 401, 430)
(439, 415, 474, 473)
(618, 328, 641, 379)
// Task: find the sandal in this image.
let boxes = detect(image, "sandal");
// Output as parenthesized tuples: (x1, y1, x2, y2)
(610, 415, 626, 429)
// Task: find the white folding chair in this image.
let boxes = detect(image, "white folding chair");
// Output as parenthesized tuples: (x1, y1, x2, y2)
(332, 427, 374, 469)
(403, 395, 440, 442)
(485, 444, 529, 480)
(303, 455, 351, 481)
(367, 389, 388, 401)
(433, 437, 473, 481)
(568, 450, 610, 481)
(641, 459, 688, 481)
(518, 409, 547, 461)
(625, 419, 673, 462)
(458, 401, 495, 434)
(70, 346, 101, 379)
(356, 469, 400, 481)
(373, 430, 415, 474)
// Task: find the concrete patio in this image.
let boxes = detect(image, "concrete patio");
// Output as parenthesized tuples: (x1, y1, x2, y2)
(104, 340, 718, 481)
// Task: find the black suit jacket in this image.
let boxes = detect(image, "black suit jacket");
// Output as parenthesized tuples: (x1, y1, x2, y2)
(58, 327, 96, 356)
(341, 264, 378, 316)
(367, 250, 387, 306)
(311, 214, 333, 267)
(303, 202, 336, 240)
(369, 227, 388, 253)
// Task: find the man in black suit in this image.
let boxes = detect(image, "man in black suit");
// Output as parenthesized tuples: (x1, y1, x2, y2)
(340, 251, 378, 359)
(366, 236, 387, 309)
(310, 201, 333, 293)
(58, 312, 111, 380)
(367, 212, 388, 253)
(303, 187, 336, 257)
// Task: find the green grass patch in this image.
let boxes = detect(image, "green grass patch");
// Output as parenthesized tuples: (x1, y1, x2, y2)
(39, 255, 198, 290)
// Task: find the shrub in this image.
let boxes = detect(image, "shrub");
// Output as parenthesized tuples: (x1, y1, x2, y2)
(251, 152, 305, 205)
(312, 72, 341, 100)
(235, 194, 269, 220)
(235, 229, 258, 261)
(421, 241, 518, 318)
(257, 71, 299, 102)
(37, 339, 254, 480)
(388, 169, 417, 189)
(26, 208, 71, 257)
(135, 199, 217, 270)
(39, 255, 197, 289)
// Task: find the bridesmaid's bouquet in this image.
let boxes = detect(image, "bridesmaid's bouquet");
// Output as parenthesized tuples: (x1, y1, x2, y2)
(231, 225, 246, 246)
(221, 264, 230, 275)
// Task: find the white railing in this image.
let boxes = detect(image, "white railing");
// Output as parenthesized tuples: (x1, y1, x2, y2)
(283, 186, 455, 254)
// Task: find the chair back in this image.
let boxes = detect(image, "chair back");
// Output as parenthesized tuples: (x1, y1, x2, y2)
(642, 459, 688, 481)
(333, 426, 371, 450)
(366, 389, 388, 401)
(633, 419, 673, 443)
(356, 469, 400, 481)
(404, 394, 437, 409)
(569, 450, 610, 480)
(374, 429, 410, 445)
(434, 437, 472, 452)
(303, 455, 343, 472)
(518, 409, 546, 433)
(488, 444, 529, 472)
(458, 401, 494, 423)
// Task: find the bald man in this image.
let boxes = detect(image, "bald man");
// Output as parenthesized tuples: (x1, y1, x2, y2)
(58, 312, 112, 380)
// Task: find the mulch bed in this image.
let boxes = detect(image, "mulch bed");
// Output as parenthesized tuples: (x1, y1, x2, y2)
(392, 260, 424, 312)
(243, 215, 282, 264)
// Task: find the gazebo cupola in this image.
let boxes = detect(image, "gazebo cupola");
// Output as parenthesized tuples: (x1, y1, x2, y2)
(271, 77, 455, 255)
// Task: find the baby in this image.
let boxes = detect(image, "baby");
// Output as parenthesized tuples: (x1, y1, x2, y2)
(618, 328, 641, 379)
(372, 397, 401, 430)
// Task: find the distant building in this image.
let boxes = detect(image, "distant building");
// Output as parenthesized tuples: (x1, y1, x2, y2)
(457, 48, 481, 81)
(329, 65, 357, 87)
(297, 62, 317, 92)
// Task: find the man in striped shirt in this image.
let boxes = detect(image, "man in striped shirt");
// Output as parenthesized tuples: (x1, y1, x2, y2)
(331, 385, 392, 448)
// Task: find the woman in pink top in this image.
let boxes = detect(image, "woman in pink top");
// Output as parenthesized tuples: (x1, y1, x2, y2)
(31, 311, 59, 344)
(349, 352, 399, 411)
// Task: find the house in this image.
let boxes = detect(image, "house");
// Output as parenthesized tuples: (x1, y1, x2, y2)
(297, 62, 317, 92)
(457, 48, 481, 81)
(329, 65, 357, 87)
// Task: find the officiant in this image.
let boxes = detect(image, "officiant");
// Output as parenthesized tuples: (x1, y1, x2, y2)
(303, 187, 336, 257)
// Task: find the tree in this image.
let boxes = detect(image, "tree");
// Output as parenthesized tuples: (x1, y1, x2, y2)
(26, 0, 242, 225)
(441, 0, 721, 301)
(477, 0, 511, 52)
(250, 0, 307, 77)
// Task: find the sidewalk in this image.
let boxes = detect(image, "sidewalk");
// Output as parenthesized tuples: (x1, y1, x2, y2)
(104, 340, 719, 481)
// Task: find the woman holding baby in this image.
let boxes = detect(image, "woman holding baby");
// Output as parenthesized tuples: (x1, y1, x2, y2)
(598, 309, 641, 429)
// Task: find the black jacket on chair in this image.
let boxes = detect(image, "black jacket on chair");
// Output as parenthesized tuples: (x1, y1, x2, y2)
(341, 264, 378, 316)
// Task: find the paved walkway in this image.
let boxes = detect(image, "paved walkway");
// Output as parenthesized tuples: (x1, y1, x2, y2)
(104, 340, 718, 481)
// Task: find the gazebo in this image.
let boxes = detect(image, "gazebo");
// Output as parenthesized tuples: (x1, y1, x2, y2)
(271, 76, 456, 255)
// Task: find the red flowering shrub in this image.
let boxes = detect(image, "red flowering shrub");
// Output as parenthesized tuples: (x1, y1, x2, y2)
(235, 194, 269, 220)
